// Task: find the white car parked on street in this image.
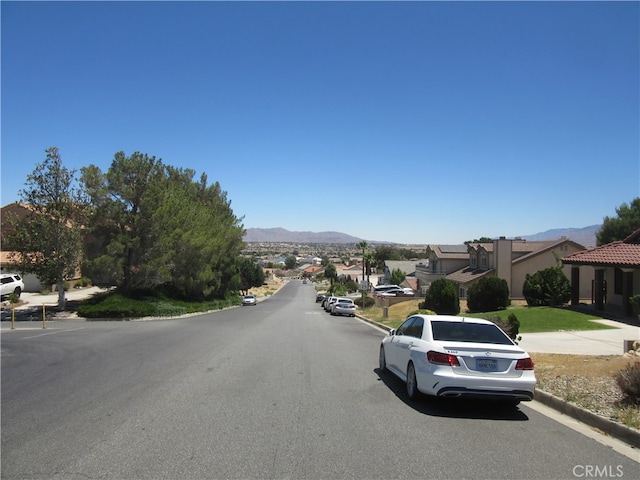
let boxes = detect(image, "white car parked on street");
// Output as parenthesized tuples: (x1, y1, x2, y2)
(331, 298, 356, 317)
(379, 315, 536, 404)
(1, 273, 25, 299)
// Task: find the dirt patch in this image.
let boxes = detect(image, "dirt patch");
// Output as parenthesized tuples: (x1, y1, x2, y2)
(532, 353, 640, 429)
(248, 276, 285, 298)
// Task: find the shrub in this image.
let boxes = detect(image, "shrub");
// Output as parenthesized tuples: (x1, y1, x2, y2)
(343, 278, 359, 293)
(152, 301, 188, 317)
(421, 279, 459, 315)
(356, 294, 375, 308)
(77, 293, 155, 319)
(488, 314, 521, 342)
(7, 292, 20, 304)
(330, 284, 347, 297)
(467, 276, 510, 312)
(407, 309, 437, 316)
(616, 362, 640, 401)
(523, 264, 571, 306)
(76, 277, 92, 288)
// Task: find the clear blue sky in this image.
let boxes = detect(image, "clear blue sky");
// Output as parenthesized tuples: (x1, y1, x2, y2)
(2, 1, 638, 244)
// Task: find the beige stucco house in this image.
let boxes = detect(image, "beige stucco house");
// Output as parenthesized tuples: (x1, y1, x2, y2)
(563, 228, 640, 318)
(421, 237, 593, 300)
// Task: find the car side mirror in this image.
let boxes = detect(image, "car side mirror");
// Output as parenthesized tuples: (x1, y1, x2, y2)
(389, 329, 396, 336)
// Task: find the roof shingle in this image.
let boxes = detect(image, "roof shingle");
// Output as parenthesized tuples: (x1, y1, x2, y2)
(562, 228, 640, 267)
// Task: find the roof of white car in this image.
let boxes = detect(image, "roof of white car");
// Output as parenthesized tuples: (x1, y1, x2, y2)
(411, 314, 496, 326)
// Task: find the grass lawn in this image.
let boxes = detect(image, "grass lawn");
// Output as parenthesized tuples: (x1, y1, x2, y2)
(359, 298, 615, 333)
(463, 306, 613, 333)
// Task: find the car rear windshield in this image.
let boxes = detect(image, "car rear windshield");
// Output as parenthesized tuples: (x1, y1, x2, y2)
(430, 321, 513, 345)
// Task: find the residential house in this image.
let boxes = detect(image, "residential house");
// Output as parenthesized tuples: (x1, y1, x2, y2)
(302, 265, 324, 279)
(417, 245, 472, 291)
(562, 228, 640, 318)
(422, 237, 592, 300)
(381, 259, 429, 293)
(335, 263, 362, 283)
(1, 202, 85, 292)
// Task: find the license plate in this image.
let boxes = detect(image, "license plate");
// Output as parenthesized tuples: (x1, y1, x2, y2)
(477, 359, 498, 371)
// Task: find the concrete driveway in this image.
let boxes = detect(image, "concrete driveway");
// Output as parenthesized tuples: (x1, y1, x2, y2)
(518, 319, 640, 356)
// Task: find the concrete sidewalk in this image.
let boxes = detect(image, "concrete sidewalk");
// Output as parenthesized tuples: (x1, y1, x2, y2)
(517, 320, 640, 356)
(12, 286, 109, 308)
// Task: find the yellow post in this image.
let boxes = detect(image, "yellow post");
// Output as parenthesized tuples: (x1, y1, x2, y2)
(42, 304, 46, 329)
(11, 304, 15, 330)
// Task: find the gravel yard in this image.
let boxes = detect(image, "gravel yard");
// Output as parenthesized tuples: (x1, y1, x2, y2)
(532, 353, 640, 430)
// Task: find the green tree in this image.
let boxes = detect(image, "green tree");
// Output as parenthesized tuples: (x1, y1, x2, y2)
(363, 252, 375, 288)
(467, 276, 510, 312)
(373, 245, 401, 270)
(421, 279, 460, 315)
(81, 151, 165, 292)
(285, 255, 297, 270)
(522, 264, 571, 307)
(597, 198, 640, 245)
(150, 171, 245, 299)
(324, 263, 337, 285)
(237, 257, 266, 295)
(357, 240, 368, 286)
(6, 147, 86, 308)
(390, 268, 406, 286)
(81, 152, 245, 299)
(465, 237, 494, 244)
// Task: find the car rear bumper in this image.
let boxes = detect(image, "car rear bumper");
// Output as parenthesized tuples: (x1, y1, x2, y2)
(417, 368, 536, 401)
(436, 386, 534, 401)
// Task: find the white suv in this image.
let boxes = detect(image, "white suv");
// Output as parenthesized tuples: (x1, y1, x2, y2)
(1, 273, 25, 299)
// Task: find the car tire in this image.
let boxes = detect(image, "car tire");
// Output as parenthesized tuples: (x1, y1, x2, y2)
(13, 287, 21, 297)
(406, 362, 419, 401)
(379, 346, 387, 372)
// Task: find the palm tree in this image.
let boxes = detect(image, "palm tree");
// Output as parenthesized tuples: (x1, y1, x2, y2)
(357, 240, 368, 288)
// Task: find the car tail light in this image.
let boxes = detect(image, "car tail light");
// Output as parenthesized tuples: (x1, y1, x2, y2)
(515, 357, 534, 370)
(427, 350, 460, 366)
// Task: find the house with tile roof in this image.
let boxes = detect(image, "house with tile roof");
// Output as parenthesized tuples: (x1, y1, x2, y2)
(562, 228, 640, 318)
(381, 259, 429, 293)
(422, 237, 592, 300)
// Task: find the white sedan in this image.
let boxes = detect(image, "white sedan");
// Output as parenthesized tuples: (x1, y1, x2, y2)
(241, 295, 257, 306)
(331, 298, 356, 317)
(379, 315, 536, 404)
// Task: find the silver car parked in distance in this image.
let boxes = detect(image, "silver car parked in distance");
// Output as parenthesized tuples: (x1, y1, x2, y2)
(331, 298, 356, 317)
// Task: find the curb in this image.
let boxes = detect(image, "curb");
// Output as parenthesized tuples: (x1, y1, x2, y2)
(356, 314, 640, 449)
(533, 388, 640, 449)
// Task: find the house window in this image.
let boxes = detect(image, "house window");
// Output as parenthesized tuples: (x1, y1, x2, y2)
(480, 253, 487, 269)
(470, 253, 477, 268)
(431, 259, 438, 273)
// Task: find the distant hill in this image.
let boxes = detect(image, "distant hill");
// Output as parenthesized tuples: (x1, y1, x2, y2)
(244, 225, 601, 246)
(520, 224, 600, 247)
(244, 228, 365, 244)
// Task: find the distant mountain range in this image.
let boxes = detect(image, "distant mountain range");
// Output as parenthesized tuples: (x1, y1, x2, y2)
(244, 225, 600, 246)
(519, 224, 599, 247)
(243, 228, 364, 244)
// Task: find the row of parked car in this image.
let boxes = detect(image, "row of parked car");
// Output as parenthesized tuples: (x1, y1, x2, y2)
(315, 293, 357, 317)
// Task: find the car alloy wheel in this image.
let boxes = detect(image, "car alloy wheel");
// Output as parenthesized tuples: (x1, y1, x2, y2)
(406, 362, 418, 400)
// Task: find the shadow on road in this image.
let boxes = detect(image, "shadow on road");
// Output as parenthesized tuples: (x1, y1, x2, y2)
(375, 367, 530, 421)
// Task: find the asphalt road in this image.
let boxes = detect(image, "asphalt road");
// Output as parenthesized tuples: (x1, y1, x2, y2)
(2, 281, 638, 479)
